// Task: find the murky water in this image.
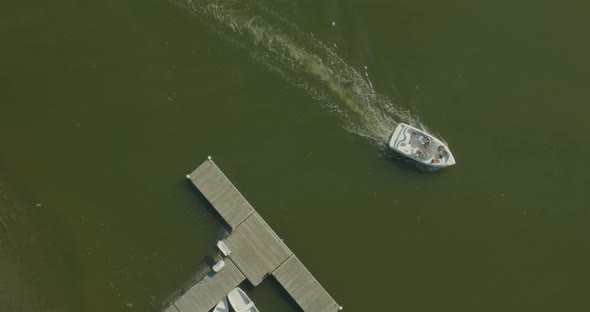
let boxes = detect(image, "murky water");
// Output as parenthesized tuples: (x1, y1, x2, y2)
(1, 0, 589, 311)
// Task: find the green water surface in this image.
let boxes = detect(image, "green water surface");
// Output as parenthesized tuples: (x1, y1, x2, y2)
(1, 0, 589, 311)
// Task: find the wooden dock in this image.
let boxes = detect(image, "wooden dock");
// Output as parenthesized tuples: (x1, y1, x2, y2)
(165, 159, 341, 312)
(170, 259, 245, 312)
(274, 255, 341, 312)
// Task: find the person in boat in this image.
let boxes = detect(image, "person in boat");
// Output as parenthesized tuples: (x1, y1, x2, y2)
(424, 137, 431, 148)
(438, 145, 447, 157)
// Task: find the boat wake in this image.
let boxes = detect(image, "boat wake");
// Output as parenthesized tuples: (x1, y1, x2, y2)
(175, 0, 422, 145)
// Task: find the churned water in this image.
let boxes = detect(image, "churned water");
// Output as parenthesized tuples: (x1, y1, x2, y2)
(177, 0, 423, 144)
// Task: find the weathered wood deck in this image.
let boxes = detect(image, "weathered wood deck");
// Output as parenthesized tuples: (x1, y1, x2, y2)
(168, 258, 245, 312)
(166, 159, 341, 312)
(224, 211, 293, 286)
(189, 159, 254, 228)
(274, 255, 341, 312)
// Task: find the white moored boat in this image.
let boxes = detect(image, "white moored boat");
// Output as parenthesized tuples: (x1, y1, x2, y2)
(227, 287, 259, 312)
(212, 297, 229, 312)
(388, 123, 456, 168)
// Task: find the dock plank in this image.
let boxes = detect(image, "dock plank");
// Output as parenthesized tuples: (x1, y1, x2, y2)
(188, 161, 254, 228)
(273, 256, 340, 312)
(224, 212, 293, 286)
(173, 259, 246, 312)
(163, 305, 179, 312)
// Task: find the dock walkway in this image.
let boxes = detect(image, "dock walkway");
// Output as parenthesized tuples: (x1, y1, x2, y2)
(166, 159, 341, 312)
(171, 259, 245, 312)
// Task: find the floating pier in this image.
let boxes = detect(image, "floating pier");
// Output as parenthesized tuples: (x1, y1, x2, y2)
(166, 159, 341, 312)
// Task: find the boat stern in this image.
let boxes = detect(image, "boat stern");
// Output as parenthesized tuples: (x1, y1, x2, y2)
(388, 123, 408, 149)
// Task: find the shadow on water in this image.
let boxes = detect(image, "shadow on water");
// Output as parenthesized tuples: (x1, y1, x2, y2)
(0, 165, 83, 311)
(181, 179, 232, 233)
(245, 277, 302, 312)
(160, 180, 232, 308)
(161, 242, 226, 309)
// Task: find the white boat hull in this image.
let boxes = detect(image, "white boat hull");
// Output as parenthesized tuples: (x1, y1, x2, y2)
(212, 297, 229, 312)
(228, 287, 259, 312)
(388, 123, 456, 168)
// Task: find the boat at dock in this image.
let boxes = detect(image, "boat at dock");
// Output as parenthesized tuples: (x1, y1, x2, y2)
(228, 287, 259, 312)
(166, 160, 341, 312)
(212, 297, 229, 312)
(388, 123, 456, 168)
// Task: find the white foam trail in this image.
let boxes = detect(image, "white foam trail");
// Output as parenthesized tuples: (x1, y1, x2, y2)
(177, 0, 422, 145)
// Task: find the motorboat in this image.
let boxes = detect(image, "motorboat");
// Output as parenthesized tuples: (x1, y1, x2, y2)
(228, 287, 259, 312)
(212, 297, 229, 312)
(388, 123, 456, 168)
